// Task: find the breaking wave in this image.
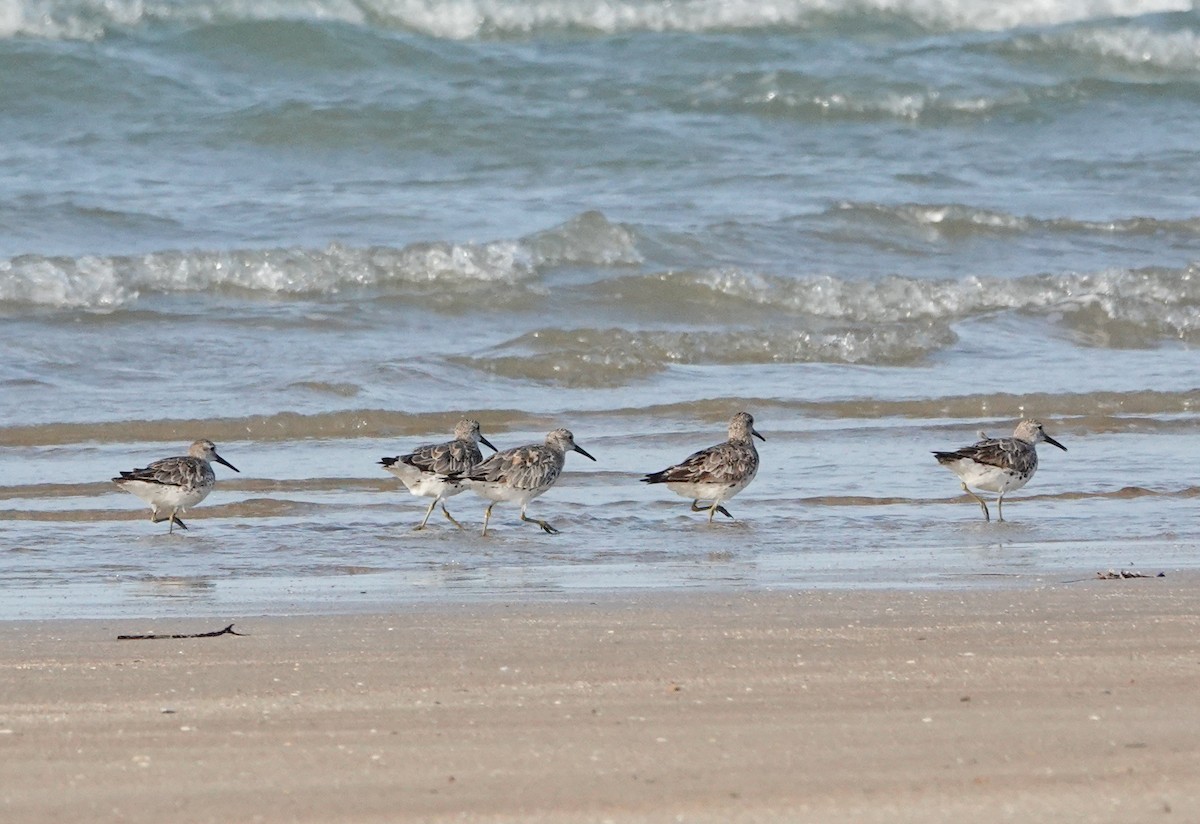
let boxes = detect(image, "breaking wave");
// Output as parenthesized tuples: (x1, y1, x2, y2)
(2, 0, 1190, 40)
(3, 234, 1196, 360)
(595, 265, 1200, 342)
(451, 260, 1200, 382)
(1013, 25, 1200, 73)
(0, 211, 639, 308)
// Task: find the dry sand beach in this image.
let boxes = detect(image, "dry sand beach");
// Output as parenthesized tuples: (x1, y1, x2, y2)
(2, 579, 1198, 823)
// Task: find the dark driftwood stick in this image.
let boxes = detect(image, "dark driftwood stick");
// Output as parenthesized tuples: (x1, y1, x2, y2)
(117, 623, 246, 640)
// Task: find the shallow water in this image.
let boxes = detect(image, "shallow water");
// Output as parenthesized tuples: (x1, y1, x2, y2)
(2, 0, 1199, 618)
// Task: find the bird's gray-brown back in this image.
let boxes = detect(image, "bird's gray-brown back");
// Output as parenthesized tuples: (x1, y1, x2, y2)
(402, 437, 483, 476)
(466, 428, 587, 490)
(116, 455, 214, 489)
(113, 439, 235, 489)
(643, 412, 763, 486)
(936, 436, 1038, 477)
(934, 418, 1064, 478)
(469, 443, 563, 490)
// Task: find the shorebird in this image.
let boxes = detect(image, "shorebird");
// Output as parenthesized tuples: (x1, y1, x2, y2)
(379, 419, 497, 529)
(112, 439, 239, 533)
(641, 411, 765, 523)
(933, 419, 1067, 521)
(455, 428, 595, 536)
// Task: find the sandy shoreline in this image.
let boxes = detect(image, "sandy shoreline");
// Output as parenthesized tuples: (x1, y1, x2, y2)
(2, 579, 1198, 823)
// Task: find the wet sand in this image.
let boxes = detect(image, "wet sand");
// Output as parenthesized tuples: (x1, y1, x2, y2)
(2, 579, 1198, 823)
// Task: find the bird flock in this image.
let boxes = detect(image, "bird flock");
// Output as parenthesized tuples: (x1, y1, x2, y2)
(112, 414, 1067, 533)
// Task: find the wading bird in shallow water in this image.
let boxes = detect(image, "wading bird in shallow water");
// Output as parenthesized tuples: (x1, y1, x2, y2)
(641, 412, 765, 523)
(112, 439, 239, 533)
(453, 428, 595, 536)
(379, 418, 497, 530)
(933, 419, 1067, 522)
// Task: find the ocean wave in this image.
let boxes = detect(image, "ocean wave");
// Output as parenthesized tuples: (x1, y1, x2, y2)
(802, 89, 1002, 122)
(456, 323, 957, 385)
(2, 392, 1198, 448)
(686, 68, 1025, 123)
(695, 63, 1198, 124)
(450, 261, 1200, 381)
(0, 211, 637, 308)
(0, 409, 536, 447)
(5, 216, 1196, 353)
(0, 245, 523, 307)
(0, 0, 369, 40)
(630, 391, 1200, 425)
(8, 247, 1195, 353)
(2, 0, 1190, 40)
(598, 265, 1200, 336)
(831, 202, 1200, 238)
(1014, 25, 1200, 72)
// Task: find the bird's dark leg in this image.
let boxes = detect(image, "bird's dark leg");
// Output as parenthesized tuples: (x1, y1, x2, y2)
(520, 506, 560, 535)
(440, 502, 464, 529)
(691, 500, 732, 522)
(481, 503, 495, 537)
(961, 482, 990, 521)
(708, 504, 734, 522)
(415, 498, 438, 530)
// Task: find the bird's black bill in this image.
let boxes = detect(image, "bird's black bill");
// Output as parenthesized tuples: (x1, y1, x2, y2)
(752, 428, 766, 442)
(479, 435, 498, 452)
(574, 445, 597, 461)
(214, 453, 240, 472)
(1044, 434, 1067, 451)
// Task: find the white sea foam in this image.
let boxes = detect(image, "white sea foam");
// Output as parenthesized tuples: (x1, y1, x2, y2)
(1031, 26, 1200, 71)
(0, 212, 638, 308)
(1, 0, 1190, 40)
(370, 0, 1194, 38)
(0, 243, 530, 307)
(683, 266, 1200, 338)
(0, 0, 368, 39)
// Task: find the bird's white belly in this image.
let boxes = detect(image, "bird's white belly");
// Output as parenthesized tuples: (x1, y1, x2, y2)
(123, 481, 210, 512)
(948, 461, 1031, 495)
(666, 475, 752, 503)
(469, 480, 544, 506)
(388, 467, 461, 499)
